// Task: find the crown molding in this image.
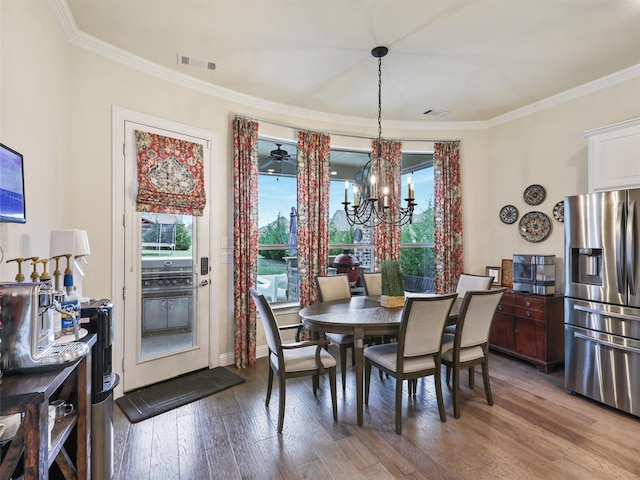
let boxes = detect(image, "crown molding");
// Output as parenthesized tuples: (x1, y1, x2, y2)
(51, 0, 640, 132)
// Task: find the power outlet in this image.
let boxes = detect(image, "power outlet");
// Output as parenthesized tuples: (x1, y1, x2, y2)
(222, 252, 233, 264)
(222, 236, 233, 249)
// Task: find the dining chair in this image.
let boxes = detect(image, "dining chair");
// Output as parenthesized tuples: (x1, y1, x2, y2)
(315, 274, 358, 390)
(363, 294, 458, 433)
(362, 272, 382, 296)
(456, 273, 494, 296)
(250, 287, 337, 433)
(441, 288, 506, 419)
(443, 273, 495, 335)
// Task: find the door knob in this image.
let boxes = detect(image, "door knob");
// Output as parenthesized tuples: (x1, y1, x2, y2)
(199, 279, 209, 287)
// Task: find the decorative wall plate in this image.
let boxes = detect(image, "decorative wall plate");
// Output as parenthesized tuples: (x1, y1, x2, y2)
(552, 201, 564, 222)
(499, 205, 519, 224)
(523, 184, 546, 206)
(354, 228, 363, 242)
(518, 211, 552, 243)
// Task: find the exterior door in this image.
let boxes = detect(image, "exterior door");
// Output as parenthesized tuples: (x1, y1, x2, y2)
(121, 119, 213, 392)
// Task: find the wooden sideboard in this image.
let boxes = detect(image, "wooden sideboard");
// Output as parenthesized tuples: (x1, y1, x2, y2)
(0, 335, 94, 480)
(489, 291, 564, 373)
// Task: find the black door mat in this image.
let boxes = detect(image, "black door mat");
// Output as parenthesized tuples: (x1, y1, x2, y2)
(116, 367, 245, 423)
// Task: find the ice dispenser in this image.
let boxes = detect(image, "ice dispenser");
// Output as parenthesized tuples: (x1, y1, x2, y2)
(570, 247, 603, 286)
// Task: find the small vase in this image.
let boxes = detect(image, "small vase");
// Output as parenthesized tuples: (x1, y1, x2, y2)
(381, 295, 405, 308)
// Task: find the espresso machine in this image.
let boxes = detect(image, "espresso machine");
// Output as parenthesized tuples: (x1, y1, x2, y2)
(0, 282, 90, 373)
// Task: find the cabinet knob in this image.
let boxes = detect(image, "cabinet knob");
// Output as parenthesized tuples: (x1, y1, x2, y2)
(498, 305, 503, 311)
(525, 300, 531, 307)
(526, 310, 531, 317)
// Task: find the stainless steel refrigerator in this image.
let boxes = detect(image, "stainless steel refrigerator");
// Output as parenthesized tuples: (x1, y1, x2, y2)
(564, 189, 640, 417)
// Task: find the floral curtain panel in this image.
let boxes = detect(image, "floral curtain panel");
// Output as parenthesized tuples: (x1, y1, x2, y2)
(232, 117, 260, 368)
(297, 130, 332, 309)
(135, 130, 206, 215)
(433, 141, 463, 293)
(372, 139, 402, 270)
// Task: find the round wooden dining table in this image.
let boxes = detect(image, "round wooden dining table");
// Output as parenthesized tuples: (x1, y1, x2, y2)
(299, 295, 461, 426)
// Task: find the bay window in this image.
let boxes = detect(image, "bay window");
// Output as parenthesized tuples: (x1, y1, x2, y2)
(257, 138, 434, 304)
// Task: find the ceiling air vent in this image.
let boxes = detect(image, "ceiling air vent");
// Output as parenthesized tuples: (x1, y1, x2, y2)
(177, 53, 217, 71)
(423, 109, 449, 118)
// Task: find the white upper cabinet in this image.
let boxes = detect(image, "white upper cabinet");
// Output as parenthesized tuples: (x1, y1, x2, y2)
(584, 118, 640, 192)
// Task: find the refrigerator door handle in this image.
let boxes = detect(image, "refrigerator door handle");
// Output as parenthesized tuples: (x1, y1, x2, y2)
(616, 201, 625, 294)
(573, 331, 640, 355)
(627, 200, 637, 295)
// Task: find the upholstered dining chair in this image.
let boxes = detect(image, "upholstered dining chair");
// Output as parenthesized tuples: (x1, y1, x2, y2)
(364, 294, 458, 433)
(441, 288, 506, 419)
(362, 272, 382, 296)
(456, 273, 494, 296)
(250, 287, 337, 433)
(315, 274, 357, 390)
(443, 273, 495, 336)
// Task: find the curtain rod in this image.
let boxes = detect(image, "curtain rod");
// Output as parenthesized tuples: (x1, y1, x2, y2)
(241, 115, 442, 143)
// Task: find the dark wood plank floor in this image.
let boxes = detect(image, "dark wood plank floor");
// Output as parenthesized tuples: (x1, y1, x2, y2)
(112, 350, 640, 479)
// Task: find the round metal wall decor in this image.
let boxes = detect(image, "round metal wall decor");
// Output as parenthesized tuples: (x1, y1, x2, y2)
(523, 184, 546, 206)
(552, 201, 564, 222)
(518, 211, 552, 243)
(499, 205, 519, 224)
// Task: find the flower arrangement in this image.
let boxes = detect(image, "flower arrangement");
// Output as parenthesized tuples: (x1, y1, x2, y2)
(381, 260, 405, 307)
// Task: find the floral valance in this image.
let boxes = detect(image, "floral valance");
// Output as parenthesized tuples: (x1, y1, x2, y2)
(135, 130, 206, 216)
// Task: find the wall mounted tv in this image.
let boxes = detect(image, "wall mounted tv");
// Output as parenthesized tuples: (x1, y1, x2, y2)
(0, 142, 26, 223)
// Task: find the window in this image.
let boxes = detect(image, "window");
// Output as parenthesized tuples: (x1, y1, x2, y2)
(257, 138, 435, 304)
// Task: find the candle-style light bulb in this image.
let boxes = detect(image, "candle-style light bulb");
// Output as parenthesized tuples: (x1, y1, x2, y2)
(344, 180, 349, 203)
(408, 175, 414, 200)
(353, 185, 359, 207)
(371, 175, 377, 199)
(383, 186, 390, 208)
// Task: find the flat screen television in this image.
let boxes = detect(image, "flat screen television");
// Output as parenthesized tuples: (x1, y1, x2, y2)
(0, 142, 26, 223)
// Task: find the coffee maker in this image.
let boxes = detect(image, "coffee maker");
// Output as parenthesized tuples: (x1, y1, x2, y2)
(0, 282, 89, 373)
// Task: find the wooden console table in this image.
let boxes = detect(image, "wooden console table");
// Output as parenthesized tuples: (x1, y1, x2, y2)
(0, 335, 94, 480)
(489, 291, 564, 373)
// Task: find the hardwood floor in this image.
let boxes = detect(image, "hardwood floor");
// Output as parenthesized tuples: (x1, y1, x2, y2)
(112, 351, 640, 479)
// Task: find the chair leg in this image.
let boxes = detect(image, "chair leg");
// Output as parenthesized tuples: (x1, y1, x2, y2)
(453, 366, 461, 419)
(446, 365, 451, 387)
(364, 360, 372, 405)
(469, 366, 475, 388)
(482, 361, 493, 406)
(312, 374, 319, 394)
(395, 375, 404, 434)
(340, 345, 348, 390)
(434, 368, 446, 422)
(277, 374, 286, 433)
(266, 364, 274, 407)
(329, 366, 338, 421)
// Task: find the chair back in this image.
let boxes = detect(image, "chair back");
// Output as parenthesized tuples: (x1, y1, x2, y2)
(362, 272, 382, 296)
(399, 294, 458, 357)
(315, 274, 351, 302)
(249, 287, 282, 354)
(456, 273, 494, 297)
(456, 289, 505, 349)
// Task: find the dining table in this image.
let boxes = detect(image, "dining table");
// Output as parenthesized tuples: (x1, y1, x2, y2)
(299, 294, 461, 426)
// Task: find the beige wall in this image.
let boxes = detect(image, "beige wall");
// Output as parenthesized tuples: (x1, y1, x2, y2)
(2, 2, 639, 371)
(0, 2, 69, 278)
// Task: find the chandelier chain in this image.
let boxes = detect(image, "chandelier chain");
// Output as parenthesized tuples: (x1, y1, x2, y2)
(377, 56, 382, 143)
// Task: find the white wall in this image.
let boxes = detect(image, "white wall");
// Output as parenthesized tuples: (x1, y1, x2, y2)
(2, 1, 639, 370)
(0, 2, 69, 279)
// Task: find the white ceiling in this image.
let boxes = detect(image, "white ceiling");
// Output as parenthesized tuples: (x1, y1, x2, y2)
(64, 0, 640, 124)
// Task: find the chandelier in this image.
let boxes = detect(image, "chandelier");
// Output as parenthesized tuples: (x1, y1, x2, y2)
(343, 46, 416, 227)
